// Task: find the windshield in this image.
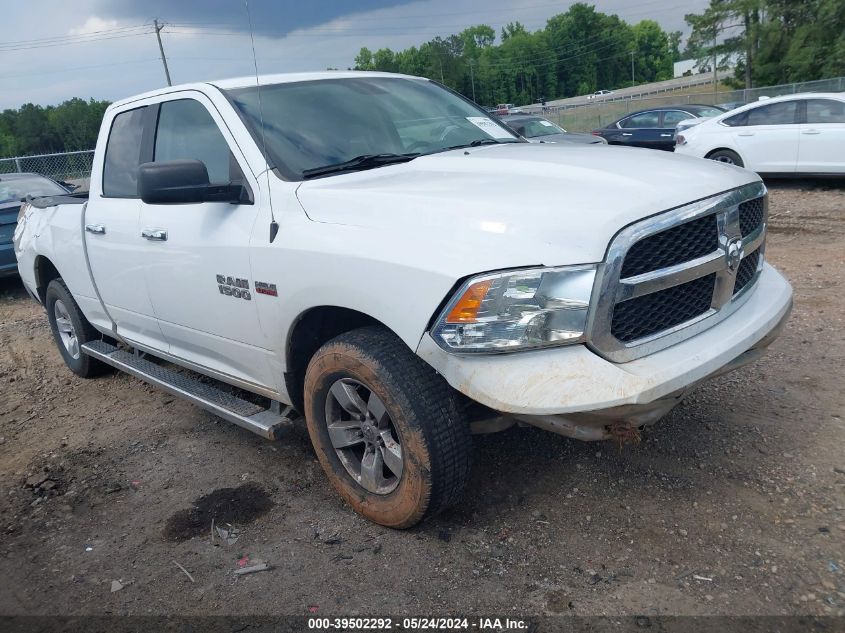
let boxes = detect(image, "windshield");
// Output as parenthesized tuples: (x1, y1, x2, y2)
(511, 117, 566, 138)
(0, 175, 67, 204)
(226, 77, 520, 180)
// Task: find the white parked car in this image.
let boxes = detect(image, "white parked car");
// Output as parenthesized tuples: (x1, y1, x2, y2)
(14, 72, 792, 528)
(675, 93, 845, 175)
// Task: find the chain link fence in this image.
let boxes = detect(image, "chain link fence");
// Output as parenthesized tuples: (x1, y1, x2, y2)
(1, 74, 843, 179)
(0, 150, 94, 190)
(541, 76, 845, 133)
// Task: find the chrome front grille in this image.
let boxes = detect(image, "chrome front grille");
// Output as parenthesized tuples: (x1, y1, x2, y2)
(589, 182, 767, 362)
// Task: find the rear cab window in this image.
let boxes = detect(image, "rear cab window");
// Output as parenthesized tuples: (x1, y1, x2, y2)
(102, 106, 147, 197)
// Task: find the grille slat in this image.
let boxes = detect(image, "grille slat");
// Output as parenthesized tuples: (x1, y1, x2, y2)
(620, 214, 719, 278)
(733, 250, 760, 295)
(611, 274, 716, 342)
(739, 198, 765, 237)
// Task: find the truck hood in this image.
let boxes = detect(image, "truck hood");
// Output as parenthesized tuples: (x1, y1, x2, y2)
(295, 143, 758, 271)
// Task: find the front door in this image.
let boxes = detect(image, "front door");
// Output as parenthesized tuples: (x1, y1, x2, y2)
(139, 95, 275, 389)
(84, 105, 169, 352)
(731, 100, 800, 173)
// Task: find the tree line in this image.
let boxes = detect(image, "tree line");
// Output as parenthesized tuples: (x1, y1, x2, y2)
(2, 1, 841, 158)
(0, 98, 110, 158)
(353, 3, 681, 106)
(686, 0, 844, 88)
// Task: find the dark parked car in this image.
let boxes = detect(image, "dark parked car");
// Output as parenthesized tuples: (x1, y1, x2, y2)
(591, 105, 726, 151)
(500, 114, 606, 145)
(0, 173, 71, 278)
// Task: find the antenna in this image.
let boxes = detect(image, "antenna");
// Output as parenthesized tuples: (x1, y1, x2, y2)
(243, 0, 279, 243)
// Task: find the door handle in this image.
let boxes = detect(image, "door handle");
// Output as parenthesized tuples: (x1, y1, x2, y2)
(621, 133, 633, 137)
(85, 224, 106, 235)
(737, 131, 755, 136)
(802, 129, 821, 135)
(660, 133, 674, 137)
(141, 229, 168, 241)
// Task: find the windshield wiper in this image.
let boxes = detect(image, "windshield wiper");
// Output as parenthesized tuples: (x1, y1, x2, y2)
(442, 138, 519, 152)
(301, 153, 420, 179)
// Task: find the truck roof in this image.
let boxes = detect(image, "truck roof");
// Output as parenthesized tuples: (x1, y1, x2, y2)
(108, 71, 423, 111)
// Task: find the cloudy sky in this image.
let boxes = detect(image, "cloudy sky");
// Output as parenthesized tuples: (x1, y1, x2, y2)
(1, 0, 708, 110)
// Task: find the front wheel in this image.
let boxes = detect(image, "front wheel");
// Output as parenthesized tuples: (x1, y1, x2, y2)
(707, 149, 744, 167)
(304, 326, 472, 528)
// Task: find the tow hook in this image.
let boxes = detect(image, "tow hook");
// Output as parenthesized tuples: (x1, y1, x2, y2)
(607, 423, 642, 452)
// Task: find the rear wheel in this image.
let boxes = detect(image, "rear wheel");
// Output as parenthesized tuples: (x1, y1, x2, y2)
(707, 149, 744, 167)
(45, 279, 108, 378)
(304, 326, 472, 528)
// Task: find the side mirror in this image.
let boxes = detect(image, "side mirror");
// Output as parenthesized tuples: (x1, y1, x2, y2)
(138, 159, 251, 205)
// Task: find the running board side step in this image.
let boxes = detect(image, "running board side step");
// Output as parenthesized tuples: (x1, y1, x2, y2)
(81, 340, 295, 440)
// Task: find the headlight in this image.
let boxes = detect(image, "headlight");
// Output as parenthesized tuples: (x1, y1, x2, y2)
(432, 265, 597, 353)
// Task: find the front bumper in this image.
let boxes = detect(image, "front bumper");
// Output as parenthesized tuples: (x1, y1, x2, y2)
(417, 263, 793, 436)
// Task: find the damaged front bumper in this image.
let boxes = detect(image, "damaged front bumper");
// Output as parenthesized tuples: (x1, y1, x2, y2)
(417, 263, 793, 440)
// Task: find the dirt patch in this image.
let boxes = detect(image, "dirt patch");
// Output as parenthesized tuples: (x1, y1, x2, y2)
(163, 483, 274, 541)
(0, 181, 843, 617)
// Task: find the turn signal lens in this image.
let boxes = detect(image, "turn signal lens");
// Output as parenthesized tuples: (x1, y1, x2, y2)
(445, 280, 492, 323)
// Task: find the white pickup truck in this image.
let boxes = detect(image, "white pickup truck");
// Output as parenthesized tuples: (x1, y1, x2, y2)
(14, 72, 793, 528)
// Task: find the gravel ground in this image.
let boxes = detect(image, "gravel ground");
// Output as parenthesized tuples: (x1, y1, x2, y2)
(0, 180, 843, 617)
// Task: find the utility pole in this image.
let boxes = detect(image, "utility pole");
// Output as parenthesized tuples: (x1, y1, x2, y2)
(712, 36, 718, 96)
(154, 19, 172, 87)
(469, 60, 476, 102)
(439, 58, 444, 84)
(630, 50, 635, 87)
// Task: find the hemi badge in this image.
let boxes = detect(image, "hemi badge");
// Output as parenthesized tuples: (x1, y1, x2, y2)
(255, 281, 278, 297)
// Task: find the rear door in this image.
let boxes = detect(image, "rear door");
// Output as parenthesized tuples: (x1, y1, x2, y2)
(84, 105, 169, 351)
(729, 100, 800, 173)
(797, 98, 845, 173)
(616, 111, 663, 149)
(139, 95, 274, 388)
(659, 110, 693, 150)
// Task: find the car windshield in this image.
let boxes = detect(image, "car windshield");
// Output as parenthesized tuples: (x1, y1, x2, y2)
(512, 117, 566, 138)
(226, 76, 520, 180)
(0, 175, 67, 204)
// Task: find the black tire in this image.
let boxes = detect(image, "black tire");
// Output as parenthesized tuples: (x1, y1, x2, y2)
(45, 279, 109, 378)
(304, 326, 472, 528)
(708, 149, 744, 168)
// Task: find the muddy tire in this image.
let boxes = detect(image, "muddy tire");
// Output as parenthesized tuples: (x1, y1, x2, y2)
(304, 326, 472, 528)
(707, 149, 744, 168)
(45, 279, 109, 378)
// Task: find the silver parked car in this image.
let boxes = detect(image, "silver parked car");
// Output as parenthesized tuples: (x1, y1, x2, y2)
(499, 114, 606, 145)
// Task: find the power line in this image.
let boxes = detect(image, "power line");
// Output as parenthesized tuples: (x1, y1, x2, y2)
(0, 24, 151, 47)
(0, 28, 154, 52)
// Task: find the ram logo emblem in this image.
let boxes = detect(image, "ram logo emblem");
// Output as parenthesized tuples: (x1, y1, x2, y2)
(216, 275, 252, 300)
